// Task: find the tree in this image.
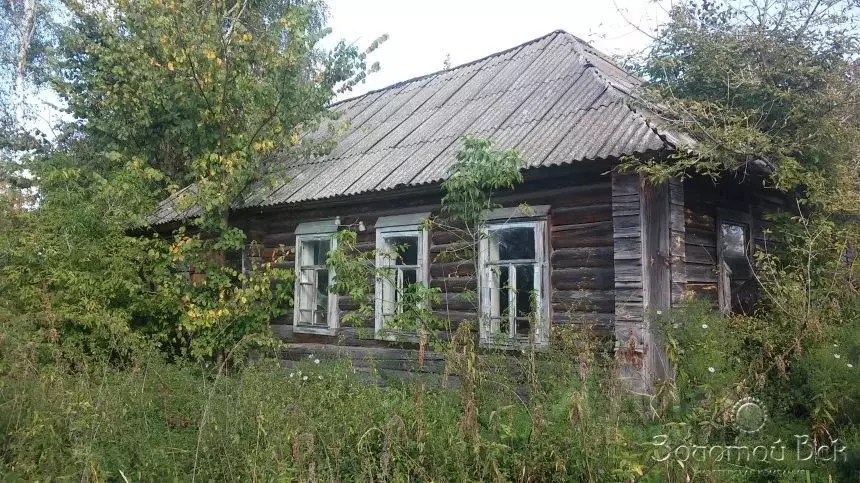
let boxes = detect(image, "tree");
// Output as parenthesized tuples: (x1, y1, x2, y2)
(630, 0, 860, 208)
(0, 0, 382, 361)
(628, 0, 859, 449)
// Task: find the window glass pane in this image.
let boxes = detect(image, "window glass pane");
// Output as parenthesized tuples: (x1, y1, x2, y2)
(720, 223, 750, 278)
(388, 236, 418, 266)
(515, 265, 534, 317)
(516, 318, 530, 337)
(298, 309, 313, 325)
(401, 268, 417, 287)
(491, 227, 535, 260)
(305, 239, 330, 265)
(315, 269, 329, 326)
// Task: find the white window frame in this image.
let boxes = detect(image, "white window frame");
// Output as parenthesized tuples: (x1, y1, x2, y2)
(293, 220, 339, 335)
(478, 218, 550, 348)
(374, 214, 430, 341)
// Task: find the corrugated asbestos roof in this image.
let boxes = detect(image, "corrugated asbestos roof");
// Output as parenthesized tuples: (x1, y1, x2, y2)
(149, 30, 685, 226)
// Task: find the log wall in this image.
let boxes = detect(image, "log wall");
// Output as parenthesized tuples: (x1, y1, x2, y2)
(236, 164, 617, 347)
(683, 175, 787, 309)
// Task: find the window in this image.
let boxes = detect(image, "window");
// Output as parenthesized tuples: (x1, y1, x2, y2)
(718, 220, 752, 314)
(375, 213, 430, 339)
(294, 220, 339, 334)
(719, 222, 751, 279)
(479, 217, 549, 347)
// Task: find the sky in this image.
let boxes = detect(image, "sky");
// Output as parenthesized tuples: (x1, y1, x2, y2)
(324, 0, 671, 99)
(23, 0, 671, 136)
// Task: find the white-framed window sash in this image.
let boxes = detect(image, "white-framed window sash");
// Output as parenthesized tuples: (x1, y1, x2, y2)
(479, 219, 550, 348)
(293, 223, 339, 335)
(374, 220, 430, 340)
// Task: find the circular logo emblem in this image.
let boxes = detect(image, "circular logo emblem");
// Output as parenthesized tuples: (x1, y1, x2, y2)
(732, 397, 768, 434)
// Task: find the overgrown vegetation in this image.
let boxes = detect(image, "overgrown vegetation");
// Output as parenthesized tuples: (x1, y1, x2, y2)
(0, 0, 858, 480)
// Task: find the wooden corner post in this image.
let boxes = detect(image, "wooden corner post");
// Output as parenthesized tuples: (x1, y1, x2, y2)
(612, 173, 684, 392)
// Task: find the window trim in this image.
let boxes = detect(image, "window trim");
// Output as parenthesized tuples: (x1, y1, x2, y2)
(293, 220, 339, 335)
(374, 219, 430, 341)
(478, 218, 550, 348)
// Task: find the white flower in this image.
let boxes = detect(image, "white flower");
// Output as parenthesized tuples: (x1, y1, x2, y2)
(835, 354, 841, 359)
(833, 343, 839, 347)
(708, 367, 715, 373)
(314, 358, 320, 364)
(289, 373, 294, 378)
(302, 375, 308, 381)
(701, 324, 709, 329)
(656, 310, 663, 315)
(848, 363, 854, 368)
(308, 354, 314, 359)
(318, 375, 323, 380)
(672, 323, 679, 329)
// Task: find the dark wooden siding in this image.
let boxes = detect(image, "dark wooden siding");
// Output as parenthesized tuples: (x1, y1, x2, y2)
(238, 164, 616, 346)
(682, 175, 787, 307)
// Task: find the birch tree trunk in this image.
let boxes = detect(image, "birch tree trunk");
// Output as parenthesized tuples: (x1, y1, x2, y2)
(15, 0, 37, 129)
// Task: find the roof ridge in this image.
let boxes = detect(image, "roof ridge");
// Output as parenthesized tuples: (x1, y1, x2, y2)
(330, 30, 568, 108)
(559, 34, 674, 152)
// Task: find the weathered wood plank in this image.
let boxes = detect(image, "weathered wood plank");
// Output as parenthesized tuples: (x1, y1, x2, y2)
(551, 267, 615, 290)
(550, 246, 614, 268)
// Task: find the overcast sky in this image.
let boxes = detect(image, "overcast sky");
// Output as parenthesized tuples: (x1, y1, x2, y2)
(325, 0, 670, 99)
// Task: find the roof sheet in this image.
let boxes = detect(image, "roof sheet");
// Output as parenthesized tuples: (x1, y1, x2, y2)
(150, 30, 683, 226)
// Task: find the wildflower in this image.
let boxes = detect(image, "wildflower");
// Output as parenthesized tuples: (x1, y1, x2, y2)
(656, 310, 662, 315)
(701, 324, 708, 329)
(289, 373, 294, 378)
(308, 354, 314, 359)
(302, 375, 308, 381)
(672, 323, 679, 329)
(708, 367, 715, 373)
(314, 358, 320, 364)
(835, 354, 841, 359)
(318, 375, 323, 380)
(833, 343, 839, 347)
(848, 364, 854, 368)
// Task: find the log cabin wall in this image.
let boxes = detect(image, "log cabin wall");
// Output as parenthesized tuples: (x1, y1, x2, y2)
(236, 164, 616, 347)
(682, 175, 787, 310)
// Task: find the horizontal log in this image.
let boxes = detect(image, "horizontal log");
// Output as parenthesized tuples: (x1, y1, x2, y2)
(430, 276, 476, 293)
(686, 244, 717, 265)
(686, 263, 718, 283)
(686, 230, 716, 248)
(430, 261, 476, 279)
(551, 267, 615, 290)
(432, 292, 478, 312)
(551, 246, 614, 268)
(552, 311, 614, 329)
(551, 290, 615, 312)
(551, 222, 613, 248)
(550, 204, 612, 226)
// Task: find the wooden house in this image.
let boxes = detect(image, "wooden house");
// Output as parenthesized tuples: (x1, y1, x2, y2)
(148, 31, 785, 390)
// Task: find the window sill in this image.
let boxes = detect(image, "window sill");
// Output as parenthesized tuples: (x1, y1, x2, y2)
(293, 325, 338, 336)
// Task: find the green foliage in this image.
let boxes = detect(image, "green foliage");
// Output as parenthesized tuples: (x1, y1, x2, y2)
(1, 0, 381, 362)
(441, 136, 524, 230)
(0, 322, 655, 481)
(625, 0, 860, 212)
